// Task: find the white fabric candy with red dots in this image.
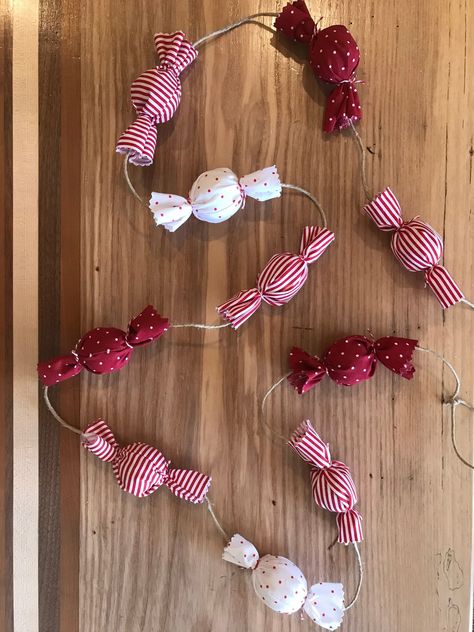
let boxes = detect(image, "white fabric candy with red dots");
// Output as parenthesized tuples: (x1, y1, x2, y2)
(223, 534, 345, 629)
(149, 166, 281, 231)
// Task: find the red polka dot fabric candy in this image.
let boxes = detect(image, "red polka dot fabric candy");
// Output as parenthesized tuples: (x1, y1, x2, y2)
(275, 1, 362, 132)
(288, 334, 418, 393)
(37, 305, 169, 386)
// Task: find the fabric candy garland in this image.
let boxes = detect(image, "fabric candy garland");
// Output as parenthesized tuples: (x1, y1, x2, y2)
(288, 420, 363, 544)
(363, 188, 464, 309)
(274, 1, 362, 133)
(149, 166, 281, 231)
(82, 419, 211, 502)
(217, 226, 335, 329)
(223, 534, 345, 629)
(116, 32, 197, 166)
(288, 335, 418, 392)
(37, 305, 169, 386)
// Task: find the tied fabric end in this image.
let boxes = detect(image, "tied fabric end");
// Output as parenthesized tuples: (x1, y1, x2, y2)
(217, 289, 262, 329)
(336, 509, 363, 544)
(37, 353, 81, 386)
(126, 305, 170, 346)
(363, 187, 403, 231)
(303, 583, 345, 630)
(288, 346, 326, 393)
(149, 192, 193, 232)
(223, 534, 260, 569)
(274, 1, 315, 43)
(239, 165, 282, 202)
(288, 419, 332, 469)
(299, 226, 335, 263)
(424, 264, 464, 309)
(323, 83, 362, 134)
(374, 336, 418, 380)
(116, 114, 158, 167)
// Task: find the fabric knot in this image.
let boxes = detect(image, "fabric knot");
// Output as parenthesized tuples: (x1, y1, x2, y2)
(364, 188, 464, 308)
(37, 305, 169, 386)
(149, 166, 281, 232)
(288, 420, 363, 544)
(217, 226, 334, 329)
(81, 419, 211, 501)
(116, 31, 197, 166)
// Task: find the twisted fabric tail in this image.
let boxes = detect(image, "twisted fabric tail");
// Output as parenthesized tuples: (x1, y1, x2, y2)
(165, 467, 212, 504)
(287, 346, 327, 394)
(363, 187, 402, 231)
(323, 83, 361, 134)
(222, 534, 259, 569)
(299, 226, 335, 263)
(154, 31, 198, 74)
(288, 420, 332, 468)
(149, 192, 193, 232)
(336, 509, 363, 545)
(217, 288, 262, 329)
(239, 165, 281, 202)
(116, 112, 158, 167)
(274, 1, 315, 43)
(424, 264, 464, 309)
(126, 305, 170, 346)
(37, 353, 82, 386)
(81, 419, 119, 463)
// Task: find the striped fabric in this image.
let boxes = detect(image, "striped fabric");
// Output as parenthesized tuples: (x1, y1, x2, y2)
(116, 32, 197, 166)
(288, 420, 363, 544)
(217, 226, 335, 328)
(81, 419, 211, 503)
(364, 188, 464, 308)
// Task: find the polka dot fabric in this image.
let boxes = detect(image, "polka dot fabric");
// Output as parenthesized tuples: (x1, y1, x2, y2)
(275, 1, 362, 132)
(149, 166, 281, 232)
(223, 534, 346, 627)
(303, 583, 345, 630)
(37, 305, 169, 386)
(288, 334, 418, 393)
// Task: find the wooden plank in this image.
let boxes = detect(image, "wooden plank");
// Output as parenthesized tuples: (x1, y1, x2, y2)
(0, 0, 13, 628)
(38, 0, 474, 630)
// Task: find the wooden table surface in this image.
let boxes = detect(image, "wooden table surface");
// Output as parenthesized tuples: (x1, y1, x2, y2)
(2, 1, 473, 631)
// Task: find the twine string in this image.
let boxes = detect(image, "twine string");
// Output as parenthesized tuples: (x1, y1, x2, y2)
(349, 121, 372, 201)
(416, 345, 474, 469)
(193, 12, 279, 49)
(173, 322, 230, 330)
(345, 542, 363, 610)
(459, 297, 474, 310)
(43, 386, 82, 435)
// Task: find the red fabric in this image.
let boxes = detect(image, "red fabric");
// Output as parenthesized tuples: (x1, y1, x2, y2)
(288, 334, 418, 392)
(38, 306, 169, 386)
(275, 2, 362, 132)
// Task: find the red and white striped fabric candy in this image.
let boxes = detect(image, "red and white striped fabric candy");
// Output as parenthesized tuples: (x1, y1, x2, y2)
(116, 32, 197, 167)
(288, 420, 363, 544)
(364, 188, 464, 309)
(217, 226, 335, 329)
(82, 419, 211, 502)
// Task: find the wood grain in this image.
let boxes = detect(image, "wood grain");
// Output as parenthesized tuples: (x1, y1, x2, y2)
(0, 0, 13, 628)
(38, 0, 474, 630)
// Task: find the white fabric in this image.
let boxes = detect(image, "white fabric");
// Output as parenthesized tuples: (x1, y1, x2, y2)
(222, 533, 259, 569)
(149, 166, 281, 231)
(252, 554, 308, 614)
(303, 582, 345, 630)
